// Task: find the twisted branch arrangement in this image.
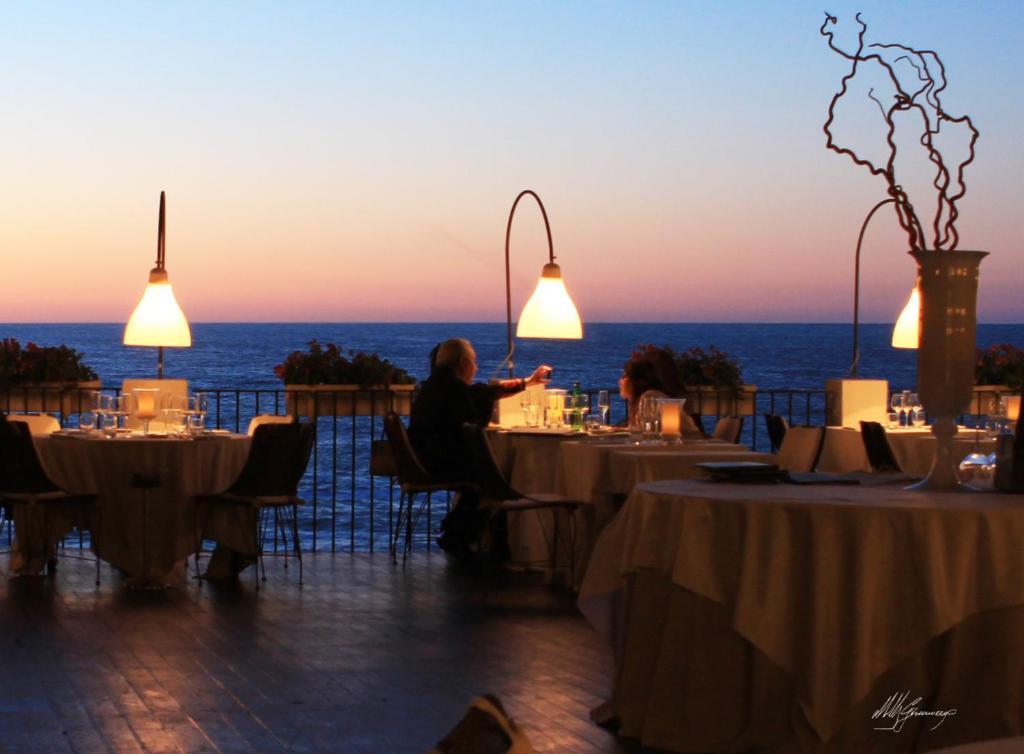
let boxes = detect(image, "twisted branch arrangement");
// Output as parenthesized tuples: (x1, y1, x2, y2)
(821, 13, 979, 251)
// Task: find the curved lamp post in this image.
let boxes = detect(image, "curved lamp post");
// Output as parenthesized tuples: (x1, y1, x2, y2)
(503, 190, 582, 377)
(849, 198, 919, 376)
(124, 191, 192, 378)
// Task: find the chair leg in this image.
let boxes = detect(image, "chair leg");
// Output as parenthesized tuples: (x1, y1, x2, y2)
(391, 491, 405, 563)
(404, 491, 415, 563)
(290, 504, 303, 587)
(276, 508, 289, 570)
(255, 508, 267, 591)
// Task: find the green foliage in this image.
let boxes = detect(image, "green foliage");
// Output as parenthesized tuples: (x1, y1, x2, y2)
(0, 338, 98, 385)
(670, 345, 744, 389)
(274, 340, 415, 388)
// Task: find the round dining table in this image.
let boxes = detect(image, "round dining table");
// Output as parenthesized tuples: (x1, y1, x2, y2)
(817, 425, 997, 475)
(486, 428, 774, 585)
(28, 431, 251, 584)
(579, 478, 1024, 752)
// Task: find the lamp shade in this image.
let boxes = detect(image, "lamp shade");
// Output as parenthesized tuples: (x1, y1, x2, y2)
(516, 263, 583, 339)
(123, 268, 192, 347)
(891, 285, 920, 349)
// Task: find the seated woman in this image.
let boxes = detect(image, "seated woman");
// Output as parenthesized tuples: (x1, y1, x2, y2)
(619, 345, 705, 438)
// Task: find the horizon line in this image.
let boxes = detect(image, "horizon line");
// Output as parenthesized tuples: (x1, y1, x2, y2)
(2, 320, 1022, 327)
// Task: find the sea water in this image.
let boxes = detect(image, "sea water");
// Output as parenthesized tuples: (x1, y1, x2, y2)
(3, 322, 1019, 551)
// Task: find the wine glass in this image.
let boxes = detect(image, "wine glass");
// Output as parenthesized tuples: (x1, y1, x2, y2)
(596, 390, 610, 426)
(890, 392, 905, 428)
(116, 393, 135, 430)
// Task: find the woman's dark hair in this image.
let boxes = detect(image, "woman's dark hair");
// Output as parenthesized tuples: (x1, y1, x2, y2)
(428, 343, 441, 375)
(624, 345, 682, 398)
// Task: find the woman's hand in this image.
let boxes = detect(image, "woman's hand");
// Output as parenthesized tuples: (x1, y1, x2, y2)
(525, 365, 553, 386)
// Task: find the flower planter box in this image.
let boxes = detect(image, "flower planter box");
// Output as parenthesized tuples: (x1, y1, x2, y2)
(679, 385, 757, 417)
(970, 385, 1020, 417)
(284, 384, 414, 418)
(0, 380, 102, 415)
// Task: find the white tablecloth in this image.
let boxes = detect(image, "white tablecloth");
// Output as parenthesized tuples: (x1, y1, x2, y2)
(31, 433, 250, 582)
(579, 478, 1024, 751)
(818, 426, 997, 475)
(487, 430, 773, 583)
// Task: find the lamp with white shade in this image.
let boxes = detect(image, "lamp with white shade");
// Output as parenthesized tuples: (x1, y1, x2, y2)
(830, 198, 920, 428)
(502, 190, 582, 377)
(123, 191, 192, 378)
(891, 286, 920, 349)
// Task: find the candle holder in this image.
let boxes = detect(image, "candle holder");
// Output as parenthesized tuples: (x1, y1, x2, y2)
(133, 388, 160, 435)
(658, 398, 687, 444)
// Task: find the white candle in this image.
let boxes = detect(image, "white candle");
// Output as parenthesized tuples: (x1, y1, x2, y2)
(134, 389, 159, 420)
(659, 399, 684, 441)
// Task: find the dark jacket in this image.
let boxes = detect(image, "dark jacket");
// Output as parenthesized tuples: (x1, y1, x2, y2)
(408, 367, 512, 482)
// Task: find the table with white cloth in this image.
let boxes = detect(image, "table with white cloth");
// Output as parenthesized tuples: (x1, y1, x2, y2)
(486, 429, 773, 583)
(817, 425, 997, 475)
(27, 432, 251, 583)
(578, 478, 1024, 753)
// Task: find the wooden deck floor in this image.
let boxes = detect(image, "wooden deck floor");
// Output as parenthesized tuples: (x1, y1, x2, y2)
(0, 553, 648, 753)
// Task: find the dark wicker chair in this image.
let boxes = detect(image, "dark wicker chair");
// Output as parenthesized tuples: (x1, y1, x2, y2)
(764, 414, 789, 453)
(383, 412, 476, 564)
(859, 421, 902, 472)
(0, 414, 99, 582)
(199, 421, 314, 588)
(462, 423, 582, 584)
(712, 416, 744, 444)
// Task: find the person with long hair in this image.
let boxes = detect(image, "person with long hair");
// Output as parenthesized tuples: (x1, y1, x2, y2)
(619, 344, 704, 437)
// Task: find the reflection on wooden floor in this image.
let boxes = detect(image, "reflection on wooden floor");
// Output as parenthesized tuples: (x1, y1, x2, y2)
(0, 553, 652, 753)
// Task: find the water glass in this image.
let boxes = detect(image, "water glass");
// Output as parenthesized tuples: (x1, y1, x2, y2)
(79, 411, 96, 432)
(546, 389, 566, 428)
(887, 411, 900, 429)
(638, 396, 661, 444)
(194, 392, 210, 432)
(596, 390, 610, 425)
(188, 411, 206, 434)
(100, 412, 118, 437)
(584, 414, 601, 433)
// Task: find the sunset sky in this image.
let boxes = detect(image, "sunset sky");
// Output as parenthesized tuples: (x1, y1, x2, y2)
(2, 1, 1021, 324)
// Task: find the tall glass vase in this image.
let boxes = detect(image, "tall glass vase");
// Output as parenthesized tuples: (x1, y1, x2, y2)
(910, 249, 987, 491)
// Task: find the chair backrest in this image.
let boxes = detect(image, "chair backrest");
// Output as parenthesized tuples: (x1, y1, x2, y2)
(461, 423, 520, 503)
(228, 422, 306, 498)
(122, 379, 189, 429)
(764, 414, 789, 453)
(7, 413, 61, 435)
(0, 414, 61, 495)
(775, 425, 824, 473)
(289, 422, 316, 491)
(246, 414, 294, 435)
(383, 412, 433, 486)
(684, 413, 707, 440)
(712, 416, 743, 443)
(859, 421, 901, 472)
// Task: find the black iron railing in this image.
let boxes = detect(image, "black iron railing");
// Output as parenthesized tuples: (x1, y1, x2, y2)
(2, 384, 1008, 554)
